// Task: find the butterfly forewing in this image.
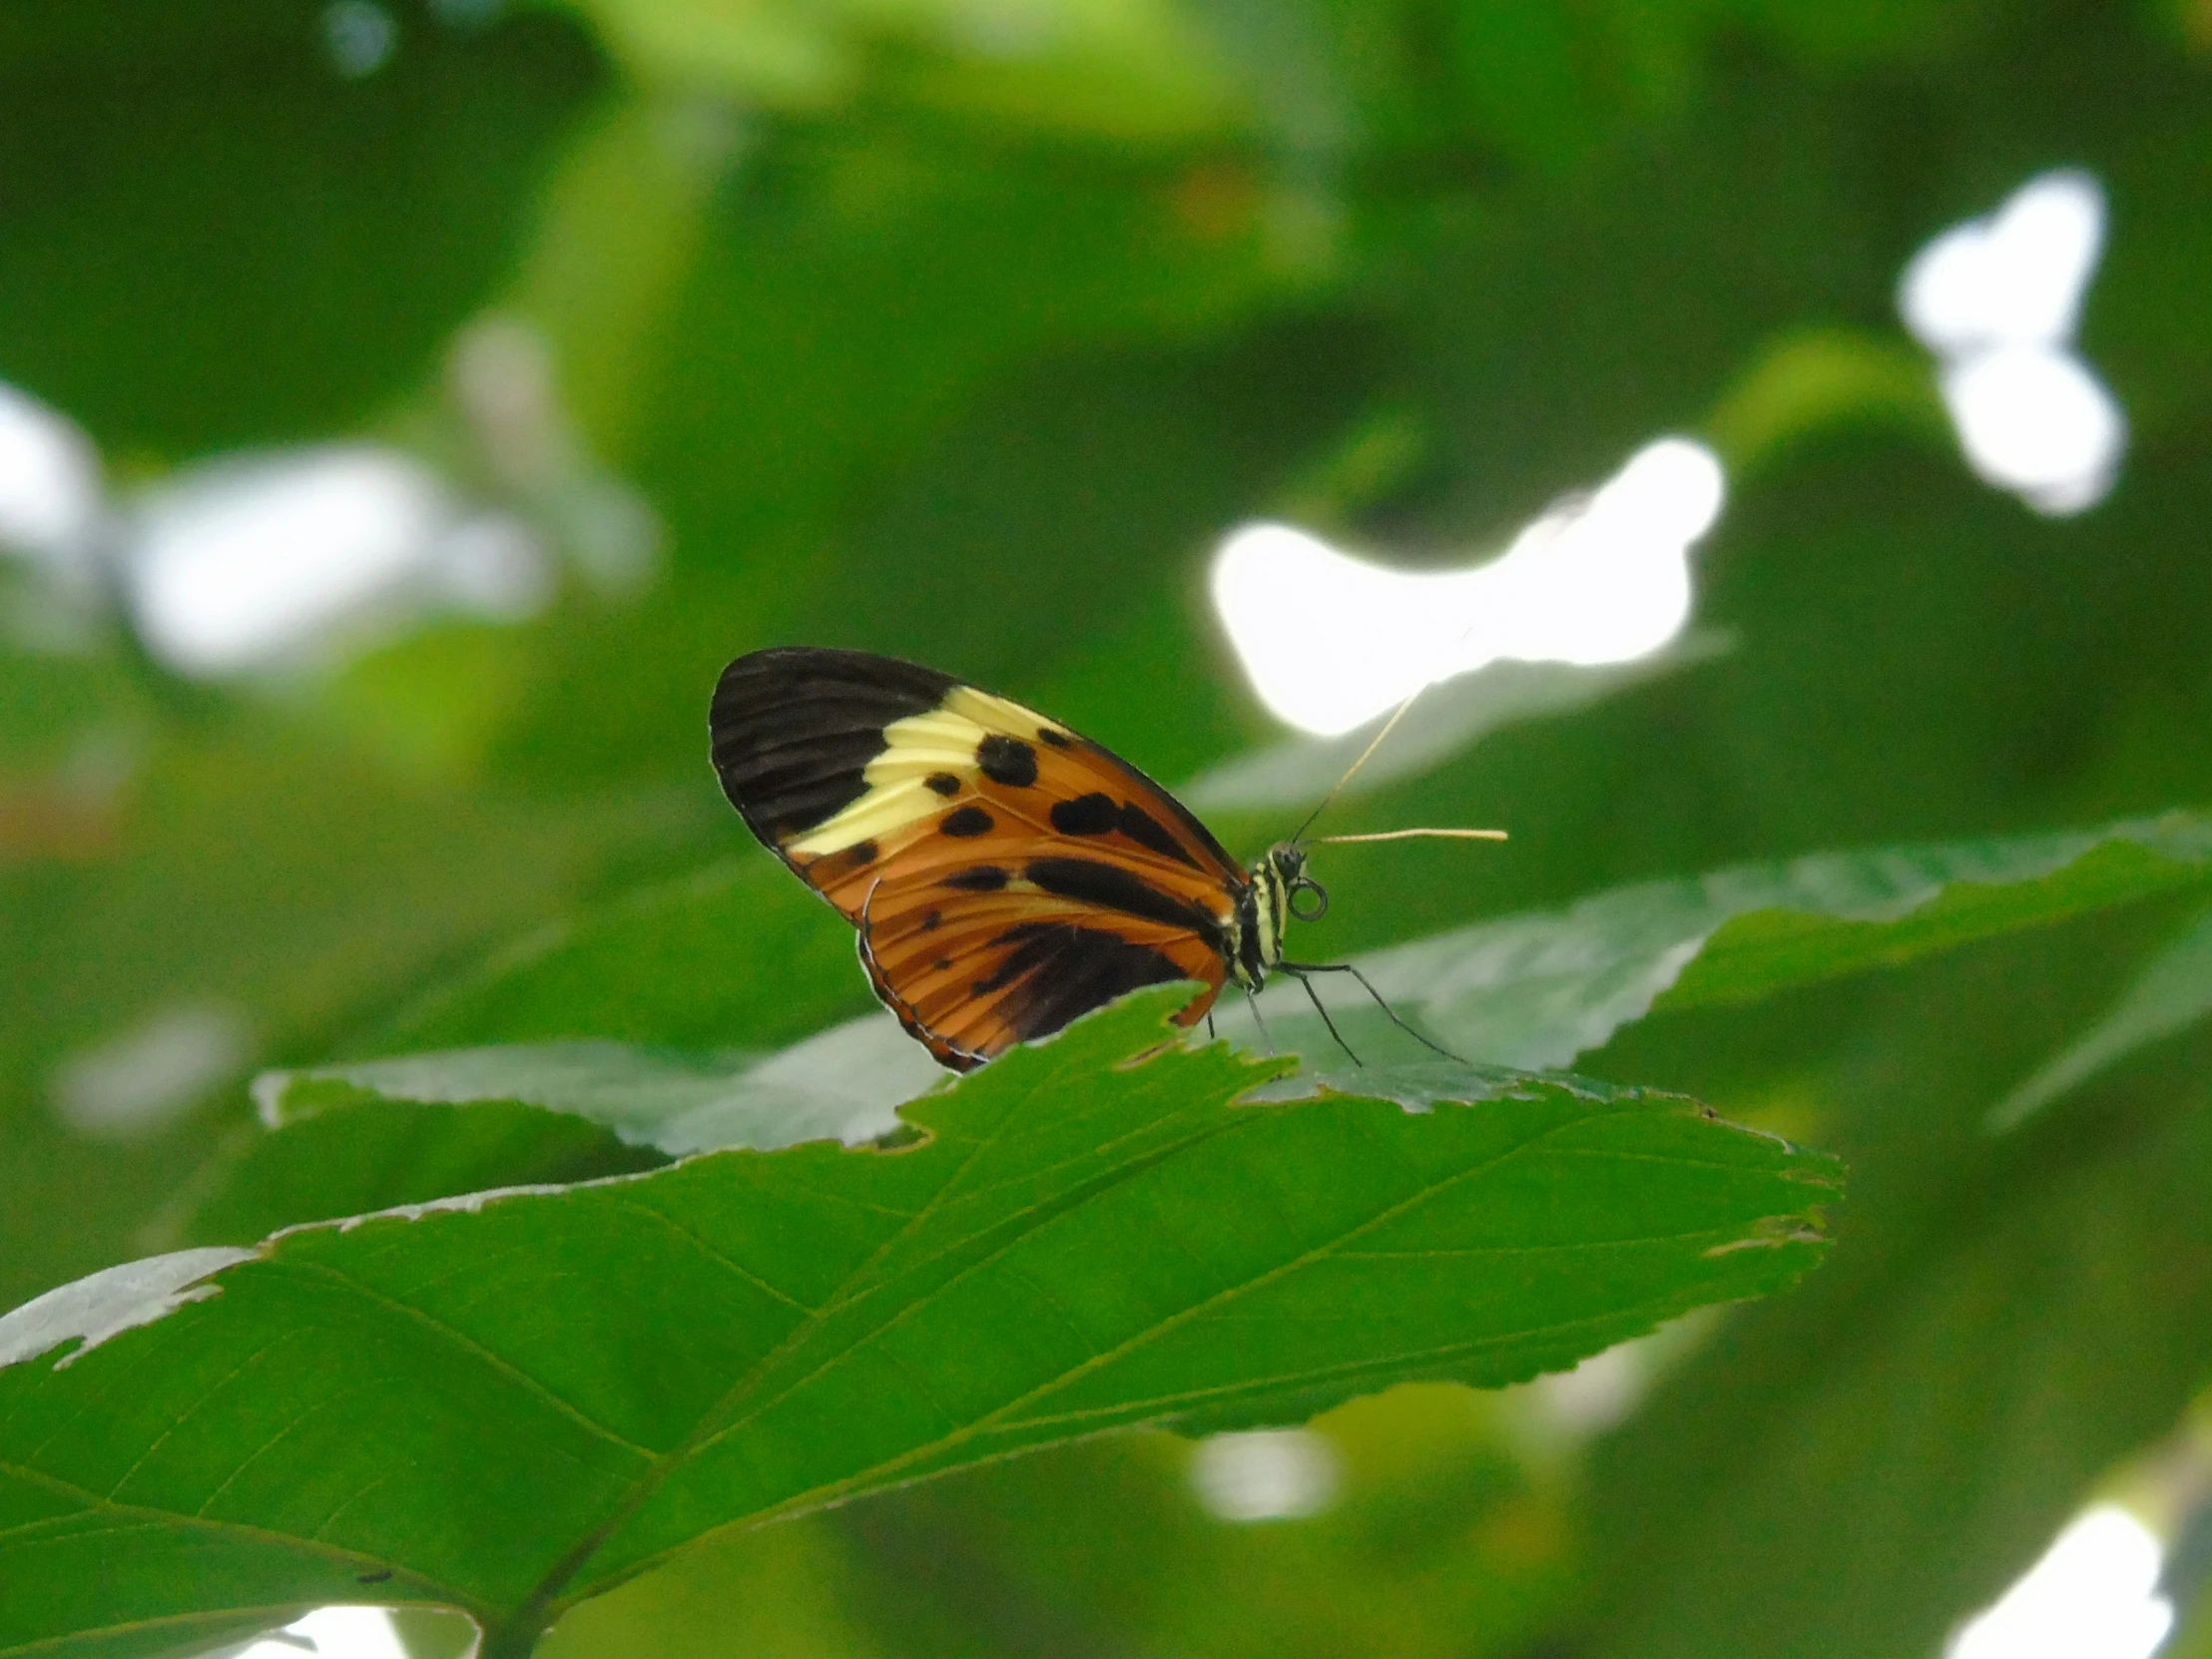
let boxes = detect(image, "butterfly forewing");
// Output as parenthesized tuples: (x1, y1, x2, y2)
(711, 646, 1247, 1068)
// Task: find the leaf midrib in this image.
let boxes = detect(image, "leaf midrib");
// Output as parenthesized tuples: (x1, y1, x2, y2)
(502, 1042, 1248, 1634)
(565, 1096, 1715, 1609)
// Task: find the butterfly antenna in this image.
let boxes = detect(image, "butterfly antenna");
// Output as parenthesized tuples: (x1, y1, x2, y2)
(1287, 688, 1509, 848)
(1315, 827, 1507, 844)
(1289, 685, 1427, 845)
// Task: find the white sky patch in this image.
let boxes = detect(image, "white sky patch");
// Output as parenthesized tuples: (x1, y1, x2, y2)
(1946, 1504, 2172, 1659)
(1903, 172, 2104, 353)
(447, 316, 659, 597)
(1213, 437, 1724, 736)
(123, 444, 552, 677)
(1900, 169, 2124, 515)
(1531, 1342, 1647, 1432)
(1190, 1428, 1341, 1522)
(238, 1606, 408, 1659)
(0, 381, 103, 565)
(49, 1001, 253, 1140)
(1940, 346, 2125, 515)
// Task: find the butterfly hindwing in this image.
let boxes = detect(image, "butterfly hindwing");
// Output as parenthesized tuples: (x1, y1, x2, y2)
(711, 646, 1246, 1068)
(859, 892, 1221, 1070)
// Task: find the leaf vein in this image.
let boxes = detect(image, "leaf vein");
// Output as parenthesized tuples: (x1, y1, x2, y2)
(263, 1259, 658, 1461)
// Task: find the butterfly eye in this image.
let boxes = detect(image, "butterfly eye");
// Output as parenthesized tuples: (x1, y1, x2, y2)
(1288, 877, 1329, 922)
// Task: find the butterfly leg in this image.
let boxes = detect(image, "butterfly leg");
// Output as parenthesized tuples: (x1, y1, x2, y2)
(1206, 1011, 1217, 1042)
(1282, 967, 1361, 1067)
(1280, 960, 1466, 1064)
(1243, 987, 1276, 1055)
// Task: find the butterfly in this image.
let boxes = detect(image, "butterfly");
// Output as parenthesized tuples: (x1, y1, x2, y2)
(709, 646, 1501, 1071)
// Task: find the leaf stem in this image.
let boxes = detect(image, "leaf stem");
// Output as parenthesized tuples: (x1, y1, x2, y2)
(478, 1622, 544, 1659)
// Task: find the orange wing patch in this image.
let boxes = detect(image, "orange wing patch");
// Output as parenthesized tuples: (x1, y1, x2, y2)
(711, 648, 1247, 1069)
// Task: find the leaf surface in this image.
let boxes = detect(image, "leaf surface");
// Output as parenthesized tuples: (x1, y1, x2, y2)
(1986, 904, 2212, 1130)
(1256, 812, 2212, 1069)
(0, 990, 1836, 1657)
(257, 1016, 939, 1158)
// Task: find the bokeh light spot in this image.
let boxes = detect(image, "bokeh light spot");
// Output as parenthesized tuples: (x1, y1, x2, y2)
(124, 445, 551, 677)
(1212, 437, 1723, 736)
(322, 1, 398, 77)
(1190, 1428, 1341, 1522)
(1946, 1505, 2172, 1659)
(0, 382, 102, 562)
(48, 1002, 251, 1141)
(240, 1606, 408, 1659)
(1899, 169, 2124, 515)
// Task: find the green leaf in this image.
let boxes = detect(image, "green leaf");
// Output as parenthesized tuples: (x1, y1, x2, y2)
(575, 0, 1241, 139)
(0, 988, 1837, 1657)
(0, 717, 647, 1317)
(186, 1017, 942, 1250)
(0, 4, 604, 453)
(1986, 904, 2212, 1131)
(183, 1089, 668, 1249)
(364, 814, 2212, 1128)
(258, 1015, 942, 1158)
(1255, 811, 2212, 1070)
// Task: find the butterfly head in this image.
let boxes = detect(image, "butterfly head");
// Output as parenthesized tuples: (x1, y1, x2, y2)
(1230, 842, 1329, 990)
(1267, 841, 1330, 922)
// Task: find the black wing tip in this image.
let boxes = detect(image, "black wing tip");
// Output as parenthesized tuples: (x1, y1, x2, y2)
(709, 646, 963, 841)
(715, 646, 958, 708)
(711, 646, 958, 759)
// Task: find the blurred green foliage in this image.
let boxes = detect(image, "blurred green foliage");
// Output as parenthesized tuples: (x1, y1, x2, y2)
(3, 0, 2211, 1654)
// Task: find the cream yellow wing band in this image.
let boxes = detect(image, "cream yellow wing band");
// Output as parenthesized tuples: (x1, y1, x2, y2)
(784, 689, 1069, 858)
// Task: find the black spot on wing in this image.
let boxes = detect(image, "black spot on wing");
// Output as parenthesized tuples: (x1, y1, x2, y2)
(926, 772, 962, 797)
(807, 838, 881, 884)
(1114, 803, 1196, 867)
(943, 866, 1008, 891)
(941, 806, 994, 837)
(711, 648, 956, 844)
(1026, 856, 1223, 943)
(1059, 733, 1241, 877)
(1050, 793, 1118, 835)
(971, 921, 1188, 1043)
(1046, 791, 1201, 870)
(920, 909, 942, 931)
(977, 734, 1039, 788)
(1037, 727, 1072, 748)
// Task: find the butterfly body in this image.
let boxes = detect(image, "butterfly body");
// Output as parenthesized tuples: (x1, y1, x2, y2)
(710, 646, 1321, 1070)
